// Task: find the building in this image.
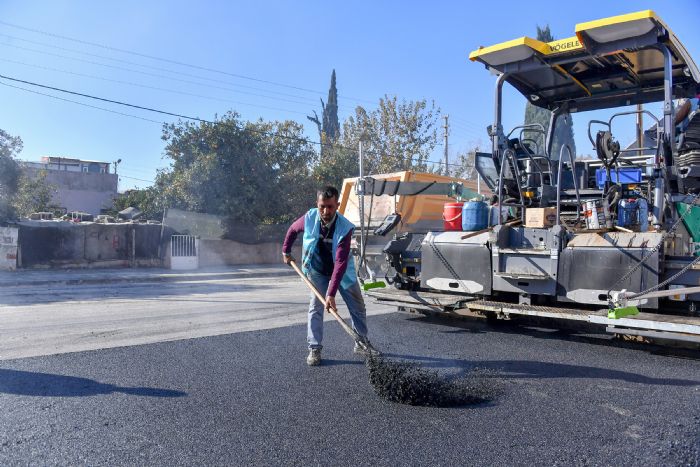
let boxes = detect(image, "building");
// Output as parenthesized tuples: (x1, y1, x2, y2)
(22, 156, 118, 216)
(25, 156, 112, 174)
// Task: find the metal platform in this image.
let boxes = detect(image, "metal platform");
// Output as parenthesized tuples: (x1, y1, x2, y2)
(367, 288, 700, 343)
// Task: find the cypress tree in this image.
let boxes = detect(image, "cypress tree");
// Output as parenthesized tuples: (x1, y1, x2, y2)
(307, 70, 341, 159)
(322, 70, 340, 142)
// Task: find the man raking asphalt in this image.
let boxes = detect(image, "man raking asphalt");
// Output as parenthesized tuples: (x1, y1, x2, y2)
(283, 186, 500, 407)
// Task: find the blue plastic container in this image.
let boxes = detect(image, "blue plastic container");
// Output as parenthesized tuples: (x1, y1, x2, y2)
(617, 199, 638, 228)
(462, 201, 489, 231)
(596, 168, 642, 189)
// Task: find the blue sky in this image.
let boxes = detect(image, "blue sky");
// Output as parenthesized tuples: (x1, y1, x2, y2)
(0, 1, 697, 190)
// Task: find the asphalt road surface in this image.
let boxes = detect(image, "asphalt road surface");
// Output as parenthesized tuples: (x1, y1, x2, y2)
(1, 271, 699, 465)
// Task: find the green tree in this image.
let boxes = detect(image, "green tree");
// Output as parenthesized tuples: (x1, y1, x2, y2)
(523, 25, 576, 159)
(13, 170, 57, 217)
(312, 143, 358, 189)
(341, 95, 440, 174)
(111, 187, 163, 220)
(160, 112, 317, 227)
(0, 129, 22, 222)
(451, 145, 480, 180)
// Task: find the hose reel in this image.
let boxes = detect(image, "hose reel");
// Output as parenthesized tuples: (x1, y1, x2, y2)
(595, 130, 620, 168)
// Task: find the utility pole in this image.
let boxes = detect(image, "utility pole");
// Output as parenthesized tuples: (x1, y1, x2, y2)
(357, 141, 365, 271)
(636, 103, 644, 156)
(113, 158, 122, 175)
(443, 115, 449, 176)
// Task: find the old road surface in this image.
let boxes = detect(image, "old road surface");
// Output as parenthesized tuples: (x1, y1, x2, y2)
(0, 267, 699, 465)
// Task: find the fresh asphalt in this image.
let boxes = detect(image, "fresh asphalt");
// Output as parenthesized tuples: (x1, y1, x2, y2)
(1, 309, 699, 465)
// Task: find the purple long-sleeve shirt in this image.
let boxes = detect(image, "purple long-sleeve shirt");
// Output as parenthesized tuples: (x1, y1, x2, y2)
(283, 214, 352, 297)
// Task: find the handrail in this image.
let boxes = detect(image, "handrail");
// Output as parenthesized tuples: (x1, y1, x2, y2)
(556, 144, 581, 226)
(496, 148, 526, 225)
(496, 149, 509, 226)
(587, 109, 661, 149)
(608, 109, 660, 127)
(507, 123, 546, 139)
(587, 119, 610, 147)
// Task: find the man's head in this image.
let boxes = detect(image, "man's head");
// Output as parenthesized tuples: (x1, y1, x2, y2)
(316, 186, 340, 223)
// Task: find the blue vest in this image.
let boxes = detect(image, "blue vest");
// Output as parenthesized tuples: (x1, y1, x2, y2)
(302, 208, 357, 290)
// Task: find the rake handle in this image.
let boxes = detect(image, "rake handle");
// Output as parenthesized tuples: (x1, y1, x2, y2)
(288, 259, 363, 343)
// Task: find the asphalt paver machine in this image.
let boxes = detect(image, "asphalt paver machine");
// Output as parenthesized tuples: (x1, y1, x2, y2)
(365, 10, 700, 344)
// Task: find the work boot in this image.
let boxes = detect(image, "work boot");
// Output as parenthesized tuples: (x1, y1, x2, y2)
(353, 338, 381, 357)
(306, 348, 321, 366)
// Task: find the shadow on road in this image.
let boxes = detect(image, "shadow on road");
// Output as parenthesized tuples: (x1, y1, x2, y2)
(383, 352, 700, 387)
(0, 369, 187, 398)
(320, 359, 364, 367)
(403, 314, 700, 360)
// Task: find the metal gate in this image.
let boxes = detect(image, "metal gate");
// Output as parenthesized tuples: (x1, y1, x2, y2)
(170, 235, 199, 270)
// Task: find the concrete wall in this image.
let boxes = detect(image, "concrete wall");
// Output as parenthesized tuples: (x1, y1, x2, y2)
(17, 222, 162, 269)
(24, 167, 118, 216)
(161, 237, 300, 268)
(163, 208, 224, 239)
(0, 226, 19, 271)
(197, 239, 301, 266)
(162, 208, 298, 267)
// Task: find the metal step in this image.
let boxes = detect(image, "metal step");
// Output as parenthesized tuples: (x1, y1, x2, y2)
(366, 289, 700, 342)
(493, 271, 550, 280)
(497, 248, 550, 255)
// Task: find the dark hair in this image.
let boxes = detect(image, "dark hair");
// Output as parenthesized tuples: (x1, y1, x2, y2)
(317, 185, 339, 201)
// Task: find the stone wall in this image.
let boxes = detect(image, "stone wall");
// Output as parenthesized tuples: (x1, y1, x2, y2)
(17, 222, 162, 269)
(198, 239, 300, 266)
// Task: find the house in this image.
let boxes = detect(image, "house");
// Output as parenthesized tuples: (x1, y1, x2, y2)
(25, 156, 111, 174)
(22, 156, 118, 216)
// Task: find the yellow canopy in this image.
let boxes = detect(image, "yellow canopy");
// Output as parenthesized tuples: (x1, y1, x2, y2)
(469, 10, 700, 111)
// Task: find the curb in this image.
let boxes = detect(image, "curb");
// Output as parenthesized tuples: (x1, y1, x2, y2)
(0, 270, 297, 288)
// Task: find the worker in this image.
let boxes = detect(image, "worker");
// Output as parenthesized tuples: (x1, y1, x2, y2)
(643, 86, 700, 146)
(674, 87, 700, 134)
(282, 185, 379, 366)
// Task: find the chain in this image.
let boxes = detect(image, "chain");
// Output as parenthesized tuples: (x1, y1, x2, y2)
(627, 254, 700, 300)
(607, 193, 700, 301)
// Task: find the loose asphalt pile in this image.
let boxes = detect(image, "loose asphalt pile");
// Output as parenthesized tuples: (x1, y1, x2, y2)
(365, 355, 501, 407)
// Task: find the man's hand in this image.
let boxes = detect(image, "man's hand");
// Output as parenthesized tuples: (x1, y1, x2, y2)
(324, 295, 336, 313)
(282, 253, 293, 265)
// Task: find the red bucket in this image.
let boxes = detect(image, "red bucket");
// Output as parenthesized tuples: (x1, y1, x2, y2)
(443, 202, 464, 231)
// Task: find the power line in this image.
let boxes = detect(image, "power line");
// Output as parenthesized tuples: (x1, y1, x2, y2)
(0, 33, 328, 101)
(0, 32, 328, 104)
(0, 21, 376, 104)
(0, 80, 163, 124)
(0, 24, 481, 158)
(0, 73, 213, 123)
(0, 57, 312, 117)
(0, 73, 333, 150)
(0, 73, 471, 170)
(0, 42, 468, 152)
(119, 175, 155, 183)
(450, 114, 487, 131)
(0, 42, 324, 112)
